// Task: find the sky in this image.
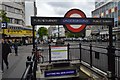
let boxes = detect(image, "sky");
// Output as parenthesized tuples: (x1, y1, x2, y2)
(36, 0, 95, 17)
(35, 0, 95, 29)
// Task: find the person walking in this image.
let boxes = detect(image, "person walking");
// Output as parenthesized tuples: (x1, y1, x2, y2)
(14, 39, 18, 56)
(2, 39, 11, 71)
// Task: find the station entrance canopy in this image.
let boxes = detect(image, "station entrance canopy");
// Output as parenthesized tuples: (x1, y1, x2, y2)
(31, 9, 115, 80)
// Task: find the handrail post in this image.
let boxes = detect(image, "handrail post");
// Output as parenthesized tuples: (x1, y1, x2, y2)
(32, 49, 37, 80)
(49, 44, 51, 63)
(32, 25, 35, 49)
(67, 43, 70, 61)
(90, 44, 92, 67)
(79, 43, 82, 62)
(25, 56, 33, 79)
(33, 57, 37, 80)
(107, 24, 115, 80)
(107, 46, 116, 80)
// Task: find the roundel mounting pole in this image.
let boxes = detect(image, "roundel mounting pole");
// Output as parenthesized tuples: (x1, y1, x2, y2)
(32, 24, 35, 49)
(31, 24, 36, 80)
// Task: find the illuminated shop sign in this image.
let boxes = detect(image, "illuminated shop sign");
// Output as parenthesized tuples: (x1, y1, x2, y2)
(44, 69, 76, 77)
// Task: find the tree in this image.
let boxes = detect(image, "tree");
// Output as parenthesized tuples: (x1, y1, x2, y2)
(65, 30, 85, 38)
(0, 10, 9, 38)
(0, 10, 9, 22)
(26, 25, 32, 28)
(38, 27, 48, 38)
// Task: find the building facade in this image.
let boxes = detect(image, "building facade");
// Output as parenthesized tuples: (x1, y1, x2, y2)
(92, 0, 120, 41)
(0, 2, 25, 37)
(25, 1, 37, 26)
(48, 25, 65, 38)
(0, 2, 37, 44)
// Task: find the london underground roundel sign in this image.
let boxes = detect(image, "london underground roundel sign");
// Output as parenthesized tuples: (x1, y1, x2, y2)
(64, 9, 86, 33)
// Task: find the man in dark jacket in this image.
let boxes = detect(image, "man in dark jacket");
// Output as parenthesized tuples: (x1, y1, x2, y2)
(14, 39, 18, 56)
(2, 39, 11, 71)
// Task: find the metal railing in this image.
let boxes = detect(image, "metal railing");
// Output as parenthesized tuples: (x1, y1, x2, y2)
(21, 43, 120, 80)
(21, 49, 37, 80)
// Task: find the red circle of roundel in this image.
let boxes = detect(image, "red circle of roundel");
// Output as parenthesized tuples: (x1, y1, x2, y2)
(64, 9, 86, 33)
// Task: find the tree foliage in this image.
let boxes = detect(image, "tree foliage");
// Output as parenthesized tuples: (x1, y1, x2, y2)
(65, 30, 85, 38)
(26, 25, 32, 28)
(0, 10, 10, 22)
(38, 27, 48, 38)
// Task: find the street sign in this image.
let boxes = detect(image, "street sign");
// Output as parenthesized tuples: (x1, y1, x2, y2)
(45, 69, 76, 77)
(31, 17, 113, 25)
(1, 22, 7, 29)
(64, 9, 86, 33)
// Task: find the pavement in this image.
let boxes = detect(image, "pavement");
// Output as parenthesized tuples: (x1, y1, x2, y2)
(0, 68, 2, 80)
(1, 45, 33, 79)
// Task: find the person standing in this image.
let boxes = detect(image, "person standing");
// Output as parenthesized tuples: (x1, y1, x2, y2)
(14, 39, 18, 56)
(2, 39, 11, 71)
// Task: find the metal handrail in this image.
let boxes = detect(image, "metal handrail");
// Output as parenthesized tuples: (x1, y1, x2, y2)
(21, 65, 31, 80)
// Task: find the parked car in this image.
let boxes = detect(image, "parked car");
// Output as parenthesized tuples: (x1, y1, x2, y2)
(55, 38, 65, 45)
(52, 39, 57, 43)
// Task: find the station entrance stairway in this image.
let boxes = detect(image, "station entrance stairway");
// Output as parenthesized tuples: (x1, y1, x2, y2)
(36, 60, 107, 80)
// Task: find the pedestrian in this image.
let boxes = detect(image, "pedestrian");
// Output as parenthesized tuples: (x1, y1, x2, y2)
(14, 39, 18, 56)
(2, 39, 11, 71)
(25, 39, 28, 46)
(8, 40, 12, 53)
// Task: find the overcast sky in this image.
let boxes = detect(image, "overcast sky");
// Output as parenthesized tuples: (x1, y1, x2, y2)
(36, 0, 95, 17)
(35, 0, 95, 29)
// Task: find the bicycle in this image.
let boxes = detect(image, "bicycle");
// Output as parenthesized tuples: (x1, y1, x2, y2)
(36, 48, 44, 63)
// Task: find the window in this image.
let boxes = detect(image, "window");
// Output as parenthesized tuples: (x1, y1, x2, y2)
(19, 20, 22, 25)
(9, 18, 12, 23)
(111, 12, 114, 18)
(9, 7, 14, 13)
(14, 19, 17, 24)
(15, 8, 20, 14)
